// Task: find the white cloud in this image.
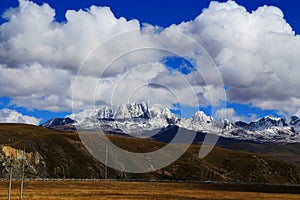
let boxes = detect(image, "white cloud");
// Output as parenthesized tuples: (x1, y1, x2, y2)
(0, 0, 299, 118)
(168, 1, 300, 117)
(215, 108, 247, 122)
(254, 98, 300, 117)
(0, 63, 72, 111)
(72, 63, 204, 112)
(0, 108, 41, 125)
(1, 0, 211, 112)
(0, 0, 145, 75)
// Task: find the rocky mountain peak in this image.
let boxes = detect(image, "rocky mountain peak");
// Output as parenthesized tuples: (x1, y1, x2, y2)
(95, 102, 150, 120)
(290, 116, 300, 125)
(248, 116, 288, 131)
(41, 117, 76, 128)
(191, 111, 212, 123)
(289, 116, 300, 132)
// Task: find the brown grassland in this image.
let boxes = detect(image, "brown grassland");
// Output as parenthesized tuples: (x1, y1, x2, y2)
(0, 180, 300, 200)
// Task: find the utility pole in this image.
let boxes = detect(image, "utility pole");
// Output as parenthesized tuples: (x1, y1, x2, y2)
(105, 145, 108, 181)
(20, 149, 25, 200)
(7, 158, 13, 200)
(62, 166, 65, 180)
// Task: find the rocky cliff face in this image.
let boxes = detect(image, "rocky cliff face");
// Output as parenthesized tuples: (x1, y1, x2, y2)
(0, 145, 48, 178)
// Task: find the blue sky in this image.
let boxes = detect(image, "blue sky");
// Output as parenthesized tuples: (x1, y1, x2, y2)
(1, 0, 300, 33)
(0, 0, 299, 124)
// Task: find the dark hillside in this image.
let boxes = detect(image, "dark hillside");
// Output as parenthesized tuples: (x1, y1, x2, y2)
(0, 124, 299, 184)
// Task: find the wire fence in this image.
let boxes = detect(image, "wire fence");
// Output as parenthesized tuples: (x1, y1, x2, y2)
(0, 178, 300, 187)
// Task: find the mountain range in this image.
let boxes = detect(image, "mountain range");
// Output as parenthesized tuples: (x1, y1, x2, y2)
(41, 103, 300, 144)
(2, 103, 299, 183)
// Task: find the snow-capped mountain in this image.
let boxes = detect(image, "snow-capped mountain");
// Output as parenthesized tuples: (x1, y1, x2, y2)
(231, 116, 299, 143)
(237, 116, 289, 131)
(94, 102, 150, 119)
(41, 103, 300, 143)
(70, 102, 177, 122)
(68, 103, 178, 136)
(178, 111, 218, 132)
(289, 116, 300, 132)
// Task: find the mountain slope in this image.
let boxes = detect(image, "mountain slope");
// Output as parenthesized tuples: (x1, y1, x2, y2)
(0, 123, 300, 184)
(41, 117, 76, 131)
(151, 125, 300, 166)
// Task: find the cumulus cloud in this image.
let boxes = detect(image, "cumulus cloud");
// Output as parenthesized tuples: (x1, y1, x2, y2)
(0, 108, 41, 125)
(0, 0, 299, 118)
(169, 1, 300, 116)
(0, 63, 72, 111)
(215, 107, 255, 122)
(0, 0, 141, 73)
(216, 108, 239, 122)
(72, 62, 207, 112)
(1, 0, 219, 113)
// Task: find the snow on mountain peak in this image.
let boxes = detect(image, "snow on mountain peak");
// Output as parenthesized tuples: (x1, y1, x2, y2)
(148, 105, 178, 123)
(45, 103, 300, 143)
(289, 116, 300, 125)
(191, 111, 212, 123)
(70, 103, 179, 135)
(95, 102, 149, 119)
(289, 116, 300, 132)
(248, 116, 288, 131)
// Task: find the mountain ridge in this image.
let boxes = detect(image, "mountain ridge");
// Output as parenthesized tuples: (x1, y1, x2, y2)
(41, 103, 300, 144)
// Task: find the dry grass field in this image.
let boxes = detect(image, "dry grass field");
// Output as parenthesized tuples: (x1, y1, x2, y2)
(0, 180, 300, 200)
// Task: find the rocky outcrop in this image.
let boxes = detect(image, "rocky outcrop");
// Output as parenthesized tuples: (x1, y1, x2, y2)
(0, 145, 48, 178)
